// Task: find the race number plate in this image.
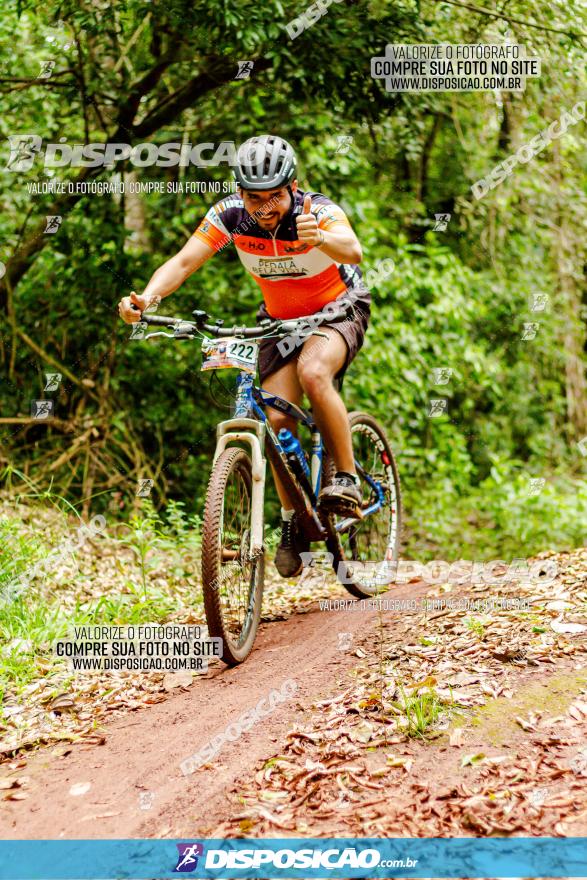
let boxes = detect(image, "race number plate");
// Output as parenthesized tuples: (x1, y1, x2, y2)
(200, 337, 259, 374)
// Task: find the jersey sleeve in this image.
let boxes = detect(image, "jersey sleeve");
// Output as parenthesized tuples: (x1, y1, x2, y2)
(314, 202, 352, 231)
(193, 203, 232, 250)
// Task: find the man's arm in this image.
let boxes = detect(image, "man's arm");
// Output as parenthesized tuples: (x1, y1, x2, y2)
(295, 195, 362, 264)
(314, 224, 362, 264)
(118, 236, 215, 323)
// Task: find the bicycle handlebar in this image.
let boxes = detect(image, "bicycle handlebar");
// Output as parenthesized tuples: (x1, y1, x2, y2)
(132, 300, 355, 338)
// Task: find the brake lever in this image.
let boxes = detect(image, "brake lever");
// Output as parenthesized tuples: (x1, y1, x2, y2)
(174, 322, 198, 338)
(144, 330, 176, 339)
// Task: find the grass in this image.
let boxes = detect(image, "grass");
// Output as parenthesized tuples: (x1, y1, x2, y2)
(395, 684, 449, 738)
(114, 500, 202, 596)
(1, 588, 184, 699)
(0, 484, 204, 713)
(0, 504, 55, 603)
(465, 616, 487, 639)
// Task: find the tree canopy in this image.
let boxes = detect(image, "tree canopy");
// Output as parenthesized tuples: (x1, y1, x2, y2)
(1, 0, 586, 558)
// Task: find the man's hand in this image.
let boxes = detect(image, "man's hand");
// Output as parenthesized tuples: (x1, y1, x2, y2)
(117, 238, 215, 324)
(118, 291, 155, 323)
(295, 195, 323, 247)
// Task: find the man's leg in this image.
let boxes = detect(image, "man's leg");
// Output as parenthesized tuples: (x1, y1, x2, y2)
(261, 359, 303, 509)
(296, 329, 361, 514)
(261, 360, 309, 578)
(296, 329, 354, 474)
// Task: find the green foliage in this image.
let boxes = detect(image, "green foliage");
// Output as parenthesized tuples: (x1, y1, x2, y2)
(113, 500, 202, 594)
(0, 496, 203, 704)
(0, 0, 585, 565)
(465, 617, 487, 640)
(395, 684, 447, 738)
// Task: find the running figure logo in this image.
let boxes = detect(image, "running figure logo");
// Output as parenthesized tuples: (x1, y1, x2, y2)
(235, 61, 254, 79)
(5, 135, 42, 171)
(174, 843, 204, 873)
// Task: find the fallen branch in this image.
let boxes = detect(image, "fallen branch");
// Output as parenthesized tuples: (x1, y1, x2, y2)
(48, 427, 96, 472)
(15, 327, 97, 396)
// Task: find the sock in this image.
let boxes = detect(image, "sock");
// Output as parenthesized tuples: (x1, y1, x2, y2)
(281, 507, 295, 522)
(336, 470, 360, 487)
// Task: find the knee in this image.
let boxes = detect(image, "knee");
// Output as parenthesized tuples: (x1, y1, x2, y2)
(297, 360, 330, 398)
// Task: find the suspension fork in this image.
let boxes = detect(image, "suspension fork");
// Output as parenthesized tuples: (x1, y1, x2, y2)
(213, 417, 267, 559)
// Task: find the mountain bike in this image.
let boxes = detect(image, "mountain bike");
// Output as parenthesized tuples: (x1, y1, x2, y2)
(138, 303, 402, 665)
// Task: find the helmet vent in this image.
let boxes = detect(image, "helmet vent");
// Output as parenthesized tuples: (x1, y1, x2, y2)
(234, 135, 297, 191)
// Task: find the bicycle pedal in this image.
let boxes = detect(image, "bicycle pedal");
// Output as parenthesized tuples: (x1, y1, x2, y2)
(318, 497, 364, 519)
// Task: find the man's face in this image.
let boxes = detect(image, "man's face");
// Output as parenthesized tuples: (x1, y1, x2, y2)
(240, 181, 297, 230)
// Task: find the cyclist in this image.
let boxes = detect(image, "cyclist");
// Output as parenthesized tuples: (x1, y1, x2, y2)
(118, 134, 371, 578)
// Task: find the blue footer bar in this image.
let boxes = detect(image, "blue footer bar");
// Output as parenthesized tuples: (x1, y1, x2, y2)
(0, 837, 586, 879)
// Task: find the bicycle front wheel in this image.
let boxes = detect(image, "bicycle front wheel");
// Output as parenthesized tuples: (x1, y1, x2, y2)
(325, 411, 402, 598)
(201, 447, 264, 665)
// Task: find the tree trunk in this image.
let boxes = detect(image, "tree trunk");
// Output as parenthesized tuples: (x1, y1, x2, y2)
(552, 140, 587, 439)
(124, 170, 151, 252)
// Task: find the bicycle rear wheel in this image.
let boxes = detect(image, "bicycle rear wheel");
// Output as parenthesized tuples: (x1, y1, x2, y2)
(202, 447, 264, 664)
(325, 411, 402, 598)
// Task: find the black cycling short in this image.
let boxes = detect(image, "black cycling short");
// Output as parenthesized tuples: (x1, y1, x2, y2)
(257, 301, 370, 387)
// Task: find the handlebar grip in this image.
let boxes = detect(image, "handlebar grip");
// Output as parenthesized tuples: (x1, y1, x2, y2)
(201, 321, 280, 338)
(129, 305, 180, 327)
(140, 314, 182, 327)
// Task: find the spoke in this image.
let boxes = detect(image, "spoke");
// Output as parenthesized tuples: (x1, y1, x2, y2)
(218, 462, 255, 643)
(338, 423, 398, 589)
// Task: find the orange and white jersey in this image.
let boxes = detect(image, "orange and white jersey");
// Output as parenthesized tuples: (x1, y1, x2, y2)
(193, 190, 370, 319)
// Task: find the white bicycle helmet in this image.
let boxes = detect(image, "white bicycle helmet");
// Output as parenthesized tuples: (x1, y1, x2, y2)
(233, 135, 297, 191)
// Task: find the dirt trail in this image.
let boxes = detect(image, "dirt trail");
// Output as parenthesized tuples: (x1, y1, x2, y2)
(0, 581, 430, 839)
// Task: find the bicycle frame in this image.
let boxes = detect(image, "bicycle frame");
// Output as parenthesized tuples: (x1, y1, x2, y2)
(138, 307, 400, 661)
(212, 370, 387, 559)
